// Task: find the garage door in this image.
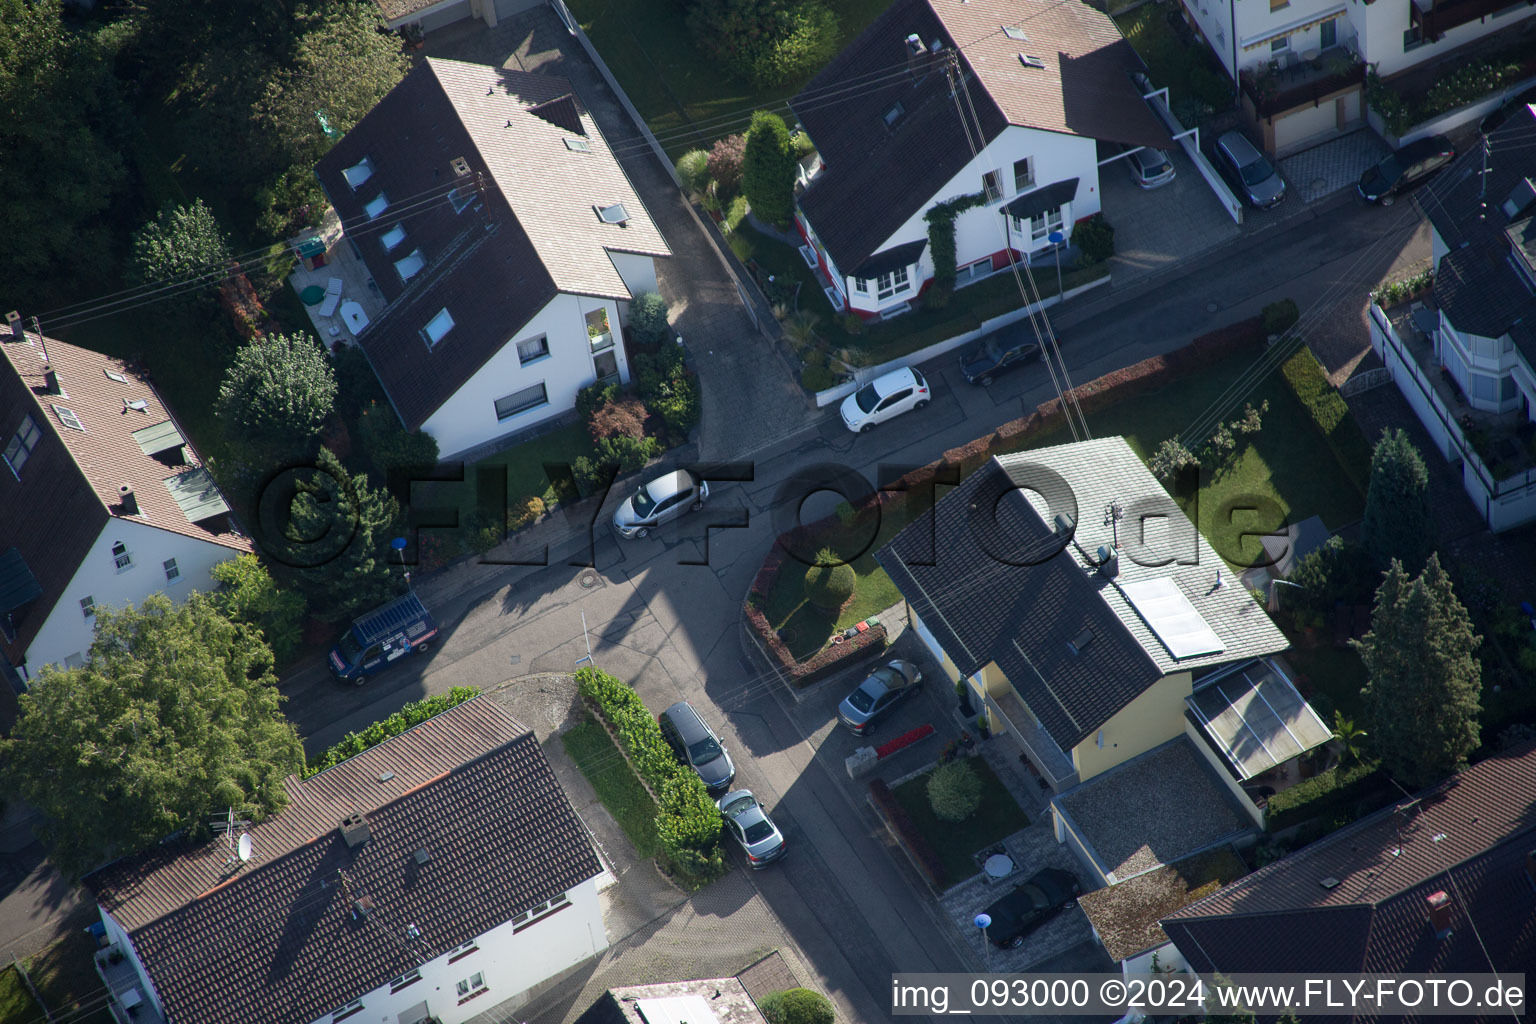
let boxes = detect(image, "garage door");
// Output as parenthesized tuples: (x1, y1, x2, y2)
(1274, 88, 1362, 157)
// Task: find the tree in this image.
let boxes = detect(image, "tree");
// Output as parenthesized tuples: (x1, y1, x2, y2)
(742, 110, 797, 227)
(759, 988, 835, 1024)
(1330, 709, 1368, 766)
(217, 332, 338, 453)
(130, 200, 233, 303)
(706, 133, 747, 195)
(209, 554, 307, 667)
(0, 593, 304, 878)
(1356, 554, 1481, 788)
(1361, 428, 1433, 574)
(627, 292, 671, 346)
(927, 759, 982, 821)
(804, 547, 855, 611)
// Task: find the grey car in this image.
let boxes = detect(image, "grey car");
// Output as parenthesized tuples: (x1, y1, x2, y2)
(613, 469, 709, 539)
(717, 789, 787, 868)
(837, 659, 922, 735)
(1215, 131, 1286, 209)
(658, 700, 736, 792)
(1127, 146, 1176, 189)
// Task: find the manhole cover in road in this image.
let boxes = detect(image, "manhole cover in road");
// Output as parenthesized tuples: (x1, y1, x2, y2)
(1206, 301, 1220, 313)
(578, 571, 600, 589)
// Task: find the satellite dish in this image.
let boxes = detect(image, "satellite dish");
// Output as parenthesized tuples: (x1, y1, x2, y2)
(237, 834, 253, 862)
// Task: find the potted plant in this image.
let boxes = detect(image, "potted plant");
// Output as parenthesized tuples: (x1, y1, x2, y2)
(955, 679, 974, 716)
(976, 708, 991, 739)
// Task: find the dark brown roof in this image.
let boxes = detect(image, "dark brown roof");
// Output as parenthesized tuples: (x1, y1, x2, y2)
(793, 0, 1170, 273)
(0, 331, 249, 667)
(87, 697, 602, 1024)
(1161, 743, 1536, 1000)
(315, 59, 669, 432)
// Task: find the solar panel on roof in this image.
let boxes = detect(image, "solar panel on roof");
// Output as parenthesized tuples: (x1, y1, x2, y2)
(133, 420, 184, 456)
(1120, 577, 1225, 659)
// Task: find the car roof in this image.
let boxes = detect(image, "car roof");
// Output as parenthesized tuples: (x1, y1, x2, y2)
(661, 700, 711, 739)
(869, 366, 918, 395)
(1217, 131, 1260, 162)
(644, 469, 695, 501)
(719, 790, 759, 818)
(1399, 135, 1452, 159)
(1131, 147, 1166, 167)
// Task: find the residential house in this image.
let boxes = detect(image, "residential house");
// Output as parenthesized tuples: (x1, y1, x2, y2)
(1160, 741, 1536, 1016)
(1178, 0, 1536, 155)
(790, 0, 1172, 319)
(876, 437, 1311, 801)
(0, 318, 250, 701)
(574, 951, 807, 1024)
(371, 0, 533, 35)
(314, 58, 671, 460)
(85, 696, 610, 1024)
(1367, 106, 1536, 530)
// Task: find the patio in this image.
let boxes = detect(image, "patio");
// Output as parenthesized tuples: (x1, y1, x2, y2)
(285, 206, 389, 347)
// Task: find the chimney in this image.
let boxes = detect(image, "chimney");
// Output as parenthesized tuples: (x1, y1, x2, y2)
(1425, 890, 1454, 939)
(5, 311, 21, 341)
(351, 894, 374, 920)
(339, 810, 371, 848)
(42, 366, 60, 395)
(118, 484, 139, 517)
(1096, 544, 1119, 577)
(905, 33, 925, 76)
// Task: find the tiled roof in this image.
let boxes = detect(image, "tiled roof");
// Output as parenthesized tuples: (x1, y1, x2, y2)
(87, 697, 601, 1024)
(315, 59, 669, 431)
(0, 331, 249, 666)
(1161, 743, 1536, 989)
(792, 0, 1170, 273)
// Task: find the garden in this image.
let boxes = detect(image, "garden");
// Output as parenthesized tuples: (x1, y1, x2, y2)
(1114, 3, 1234, 129)
(869, 756, 1029, 890)
(1366, 33, 1536, 137)
(0, 931, 113, 1024)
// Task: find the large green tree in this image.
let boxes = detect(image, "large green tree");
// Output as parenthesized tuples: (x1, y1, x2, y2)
(0, 593, 304, 878)
(1356, 553, 1481, 788)
(742, 110, 797, 227)
(1361, 428, 1433, 574)
(0, 0, 127, 297)
(217, 332, 338, 453)
(210, 553, 307, 667)
(130, 199, 233, 299)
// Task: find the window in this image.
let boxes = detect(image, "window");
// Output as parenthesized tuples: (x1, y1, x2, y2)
(51, 405, 83, 432)
(446, 939, 480, 964)
(342, 157, 374, 189)
(421, 308, 455, 348)
(3, 414, 41, 475)
(80, 596, 95, 619)
(1018, 205, 1066, 243)
(380, 224, 407, 251)
(363, 193, 388, 219)
(594, 202, 629, 224)
(586, 308, 612, 353)
(1270, 35, 1290, 52)
(1403, 25, 1425, 50)
(163, 558, 180, 583)
(394, 249, 426, 282)
(111, 542, 133, 573)
(494, 383, 548, 420)
(449, 186, 477, 214)
(882, 101, 905, 128)
(104, 369, 129, 384)
(876, 266, 910, 300)
(852, 277, 869, 295)
(63, 652, 84, 670)
(330, 998, 365, 1023)
(1013, 157, 1035, 193)
(982, 169, 1003, 203)
(456, 972, 486, 999)
(389, 969, 422, 993)
(1270, 0, 1289, 10)
(565, 137, 591, 152)
(516, 335, 550, 364)
(1319, 18, 1337, 47)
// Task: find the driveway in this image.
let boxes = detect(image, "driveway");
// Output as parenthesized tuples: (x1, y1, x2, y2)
(1100, 143, 1240, 286)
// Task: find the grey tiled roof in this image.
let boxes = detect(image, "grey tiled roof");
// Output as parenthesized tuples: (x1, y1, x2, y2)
(1161, 743, 1536, 991)
(877, 438, 1287, 752)
(87, 697, 602, 1024)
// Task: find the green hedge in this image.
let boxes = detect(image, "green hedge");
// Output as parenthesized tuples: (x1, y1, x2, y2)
(305, 687, 480, 776)
(1266, 759, 1391, 832)
(1280, 347, 1372, 492)
(576, 667, 725, 879)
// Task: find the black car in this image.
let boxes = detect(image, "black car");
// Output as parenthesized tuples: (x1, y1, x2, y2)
(959, 327, 1041, 386)
(1357, 135, 1456, 206)
(1481, 85, 1536, 135)
(983, 868, 1082, 948)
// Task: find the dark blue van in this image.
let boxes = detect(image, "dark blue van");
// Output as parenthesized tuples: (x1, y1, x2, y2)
(328, 593, 437, 684)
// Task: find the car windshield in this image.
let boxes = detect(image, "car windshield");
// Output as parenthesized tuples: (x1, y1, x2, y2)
(872, 665, 902, 689)
(743, 820, 776, 844)
(1019, 884, 1048, 908)
(722, 795, 754, 817)
(339, 632, 362, 662)
(1375, 155, 1403, 182)
(1240, 156, 1275, 187)
(854, 384, 880, 413)
(632, 486, 658, 517)
(688, 737, 722, 763)
(983, 337, 1005, 360)
(846, 681, 881, 712)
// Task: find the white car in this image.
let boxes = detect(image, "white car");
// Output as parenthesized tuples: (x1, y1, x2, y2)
(839, 366, 930, 433)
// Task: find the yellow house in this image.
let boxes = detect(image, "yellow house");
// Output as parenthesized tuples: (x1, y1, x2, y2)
(878, 437, 1292, 794)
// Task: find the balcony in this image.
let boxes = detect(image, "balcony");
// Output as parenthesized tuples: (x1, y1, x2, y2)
(983, 688, 1078, 792)
(1411, 0, 1530, 42)
(1241, 43, 1365, 119)
(96, 947, 167, 1024)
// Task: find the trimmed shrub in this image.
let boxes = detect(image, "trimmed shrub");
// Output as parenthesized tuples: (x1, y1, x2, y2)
(307, 688, 479, 775)
(801, 364, 836, 392)
(869, 778, 946, 887)
(706, 134, 747, 195)
(588, 397, 650, 442)
(676, 149, 710, 196)
(628, 291, 671, 346)
(804, 548, 856, 611)
(506, 495, 545, 531)
(1265, 760, 1392, 832)
(1262, 298, 1300, 336)
(1073, 213, 1115, 265)
(1280, 347, 1372, 491)
(635, 345, 700, 436)
(576, 381, 622, 422)
(926, 759, 982, 821)
(743, 110, 797, 227)
(759, 988, 835, 1024)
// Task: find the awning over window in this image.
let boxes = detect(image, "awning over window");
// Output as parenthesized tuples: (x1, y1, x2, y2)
(851, 239, 927, 279)
(1188, 659, 1332, 780)
(1001, 178, 1079, 221)
(1240, 4, 1346, 49)
(0, 548, 41, 613)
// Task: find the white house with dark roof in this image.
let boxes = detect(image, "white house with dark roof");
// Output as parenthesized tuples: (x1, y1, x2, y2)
(314, 58, 670, 460)
(790, 0, 1172, 319)
(85, 697, 609, 1024)
(0, 319, 250, 699)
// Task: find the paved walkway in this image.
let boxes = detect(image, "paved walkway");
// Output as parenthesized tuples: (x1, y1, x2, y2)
(1279, 130, 1391, 204)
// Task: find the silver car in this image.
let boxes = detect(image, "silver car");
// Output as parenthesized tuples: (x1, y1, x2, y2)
(837, 658, 922, 735)
(1215, 130, 1286, 209)
(717, 789, 786, 868)
(1127, 146, 1176, 189)
(612, 469, 708, 539)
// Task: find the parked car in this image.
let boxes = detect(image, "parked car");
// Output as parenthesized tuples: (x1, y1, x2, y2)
(1126, 146, 1176, 189)
(1214, 131, 1286, 209)
(1481, 85, 1536, 135)
(836, 659, 922, 735)
(612, 469, 709, 539)
(658, 700, 736, 792)
(1356, 135, 1456, 206)
(328, 592, 437, 685)
(839, 366, 930, 433)
(716, 790, 787, 868)
(983, 868, 1083, 948)
(959, 325, 1041, 386)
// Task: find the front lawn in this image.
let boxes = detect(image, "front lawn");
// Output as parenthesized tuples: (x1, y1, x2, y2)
(413, 421, 593, 527)
(1115, 6, 1232, 121)
(0, 967, 40, 1024)
(562, 719, 662, 859)
(892, 758, 1030, 886)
